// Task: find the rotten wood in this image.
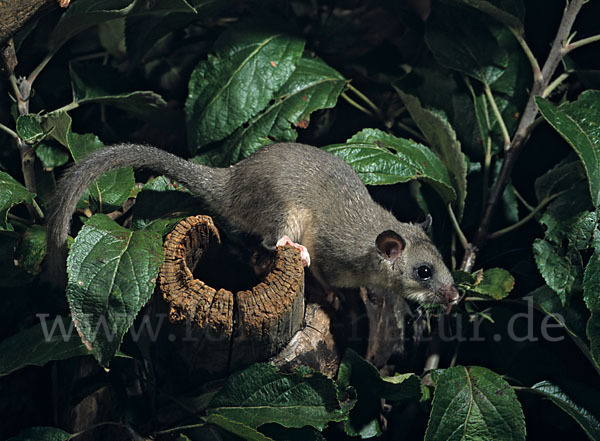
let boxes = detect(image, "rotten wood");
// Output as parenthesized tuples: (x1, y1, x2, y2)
(159, 215, 306, 375)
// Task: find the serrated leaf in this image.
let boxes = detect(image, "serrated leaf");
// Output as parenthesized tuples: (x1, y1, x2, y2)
(50, 0, 199, 59)
(15, 225, 47, 274)
(425, 366, 525, 441)
(530, 381, 600, 441)
(454, 0, 525, 34)
(426, 1, 508, 85)
(125, 0, 230, 63)
(185, 25, 305, 151)
(0, 171, 35, 231)
(584, 250, 600, 314)
(6, 426, 74, 441)
(538, 182, 595, 250)
(532, 286, 589, 346)
(130, 176, 194, 233)
(323, 128, 456, 205)
(588, 314, 600, 371)
(207, 364, 353, 431)
(536, 91, 600, 208)
(395, 91, 467, 218)
(66, 214, 163, 366)
(337, 349, 421, 437)
(200, 56, 346, 166)
(42, 112, 135, 213)
(69, 61, 167, 119)
(16, 114, 45, 144)
(533, 239, 582, 304)
(207, 415, 274, 441)
(0, 319, 89, 377)
(36, 142, 70, 169)
(471, 268, 515, 299)
(535, 156, 585, 202)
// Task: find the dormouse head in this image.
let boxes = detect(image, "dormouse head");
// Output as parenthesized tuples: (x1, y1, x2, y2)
(375, 216, 459, 305)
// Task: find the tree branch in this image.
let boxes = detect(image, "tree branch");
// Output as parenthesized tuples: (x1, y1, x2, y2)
(461, 0, 587, 272)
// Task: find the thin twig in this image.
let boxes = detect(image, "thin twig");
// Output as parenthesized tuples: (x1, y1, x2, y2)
(488, 193, 560, 239)
(0, 122, 19, 139)
(542, 72, 570, 98)
(563, 33, 600, 54)
(483, 83, 510, 151)
(448, 204, 468, 251)
(463, 0, 587, 272)
(341, 92, 374, 117)
(347, 83, 384, 118)
(510, 27, 542, 83)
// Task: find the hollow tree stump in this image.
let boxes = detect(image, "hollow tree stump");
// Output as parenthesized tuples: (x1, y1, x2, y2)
(159, 215, 306, 375)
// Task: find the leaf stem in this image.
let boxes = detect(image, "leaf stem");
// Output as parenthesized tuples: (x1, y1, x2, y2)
(28, 52, 54, 85)
(510, 27, 542, 83)
(542, 72, 570, 98)
(563, 33, 600, 53)
(397, 121, 427, 144)
(346, 83, 384, 118)
(512, 186, 534, 212)
(0, 122, 19, 139)
(488, 193, 559, 239)
(341, 92, 374, 117)
(483, 83, 510, 151)
(464, 0, 587, 271)
(448, 204, 469, 251)
(50, 101, 81, 114)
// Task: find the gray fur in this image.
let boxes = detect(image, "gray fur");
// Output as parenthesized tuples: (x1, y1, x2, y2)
(48, 142, 457, 304)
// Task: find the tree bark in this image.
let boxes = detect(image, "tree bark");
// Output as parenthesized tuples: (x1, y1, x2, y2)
(0, 0, 59, 48)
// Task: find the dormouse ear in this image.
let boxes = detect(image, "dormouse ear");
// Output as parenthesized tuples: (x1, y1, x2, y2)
(419, 214, 433, 234)
(376, 230, 406, 262)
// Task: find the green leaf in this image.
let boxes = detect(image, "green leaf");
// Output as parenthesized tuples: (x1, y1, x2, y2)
(42, 112, 135, 213)
(15, 225, 47, 275)
(588, 314, 600, 370)
(185, 24, 305, 151)
(454, 0, 525, 34)
(532, 286, 589, 346)
(49, 0, 142, 51)
(35, 142, 70, 169)
(66, 214, 164, 366)
(426, 1, 508, 85)
(535, 156, 585, 203)
(69, 61, 168, 120)
(207, 414, 274, 441)
(130, 176, 194, 233)
(533, 239, 582, 304)
(530, 381, 600, 441)
(470, 268, 515, 300)
(536, 91, 600, 208)
(207, 364, 354, 431)
(0, 319, 90, 377)
(323, 128, 456, 204)
(425, 366, 525, 441)
(6, 426, 74, 441)
(125, 0, 230, 63)
(337, 349, 421, 437)
(395, 91, 467, 218)
(538, 182, 595, 250)
(16, 114, 45, 144)
(199, 56, 346, 166)
(0, 171, 35, 231)
(584, 250, 600, 314)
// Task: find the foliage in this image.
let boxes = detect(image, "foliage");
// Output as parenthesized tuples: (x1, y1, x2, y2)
(0, 0, 600, 440)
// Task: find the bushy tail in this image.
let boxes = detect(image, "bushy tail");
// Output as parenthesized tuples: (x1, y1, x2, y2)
(46, 143, 228, 285)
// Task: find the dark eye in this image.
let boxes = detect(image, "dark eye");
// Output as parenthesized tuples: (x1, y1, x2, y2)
(416, 265, 432, 280)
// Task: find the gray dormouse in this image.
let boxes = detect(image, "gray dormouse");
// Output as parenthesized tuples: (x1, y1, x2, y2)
(47, 142, 459, 305)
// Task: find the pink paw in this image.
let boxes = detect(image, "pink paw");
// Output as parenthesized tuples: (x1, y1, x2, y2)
(276, 235, 311, 267)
